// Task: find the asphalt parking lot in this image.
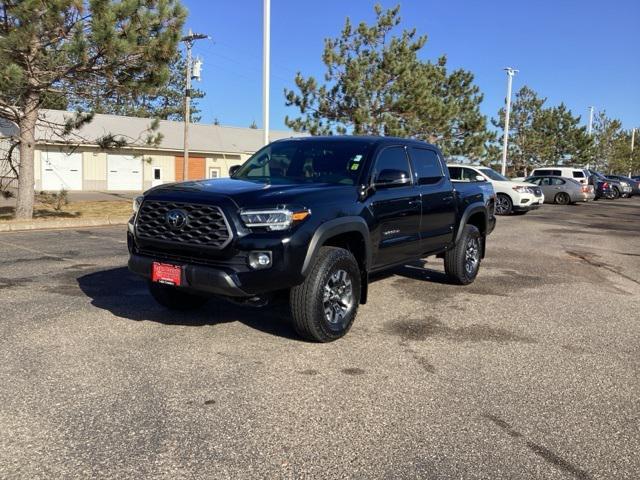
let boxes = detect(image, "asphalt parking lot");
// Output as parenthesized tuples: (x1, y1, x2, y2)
(1, 198, 639, 479)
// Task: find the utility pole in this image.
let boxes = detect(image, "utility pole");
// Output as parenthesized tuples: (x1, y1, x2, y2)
(262, 0, 270, 146)
(500, 67, 518, 176)
(181, 29, 208, 181)
(629, 128, 636, 177)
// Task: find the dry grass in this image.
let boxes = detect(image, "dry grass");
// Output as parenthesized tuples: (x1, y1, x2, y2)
(0, 201, 132, 222)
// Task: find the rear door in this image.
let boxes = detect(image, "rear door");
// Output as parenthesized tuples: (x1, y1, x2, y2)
(369, 145, 422, 268)
(408, 147, 456, 253)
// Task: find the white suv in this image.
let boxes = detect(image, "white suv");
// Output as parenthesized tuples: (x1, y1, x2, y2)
(448, 165, 544, 216)
(530, 167, 589, 185)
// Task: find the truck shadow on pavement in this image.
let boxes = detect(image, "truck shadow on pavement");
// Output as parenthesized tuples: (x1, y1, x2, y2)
(76, 267, 301, 340)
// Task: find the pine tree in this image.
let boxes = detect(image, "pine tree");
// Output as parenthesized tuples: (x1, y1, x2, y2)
(0, 0, 186, 219)
(493, 86, 592, 175)
(283, 4, 492, 159)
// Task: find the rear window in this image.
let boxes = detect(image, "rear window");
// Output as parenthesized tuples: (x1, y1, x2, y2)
(410, 148, 443, 185)
(534, 169, 561, 176)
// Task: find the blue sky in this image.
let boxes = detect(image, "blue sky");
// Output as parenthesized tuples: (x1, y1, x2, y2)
(181, 0, 639, 132)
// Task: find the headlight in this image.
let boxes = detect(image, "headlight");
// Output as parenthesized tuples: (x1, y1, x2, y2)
(133, 195, 144, 213)
(512, 186, 530, 193)
(240, 208, 310, 231)
(620, 182, 629, 187)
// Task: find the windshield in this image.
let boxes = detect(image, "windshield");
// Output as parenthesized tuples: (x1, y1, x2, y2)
(478, 167, 509, 182)
(232, 140, 373, 185)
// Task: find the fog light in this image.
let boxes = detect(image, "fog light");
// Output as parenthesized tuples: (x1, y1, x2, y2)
(248, 251, 272, 270)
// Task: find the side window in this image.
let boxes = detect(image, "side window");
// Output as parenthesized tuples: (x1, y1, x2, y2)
(541, 177, 552, 186)
(551, 178, 565, 185)
(448, 166, 462, 180)
(373, 146, 411, 185)
(572, 171, 585, 178)
(409, 148, 444, 185)
(551, 170, 561, 176)
(527, 177, 541, 185)
(461, 168, 479, 182)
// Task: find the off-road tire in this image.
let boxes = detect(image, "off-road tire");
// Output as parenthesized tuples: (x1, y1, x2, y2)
(148, 281, 208, 310)
(495, 194, 513, 215)
(444, 224, 482, 285)
(555, 192, 571, 205)
(290, 246, 361, 342)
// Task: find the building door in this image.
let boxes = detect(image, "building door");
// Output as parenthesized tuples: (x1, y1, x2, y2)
(175, 156, 205, 181)
(41, 151, 83, 191)
(151, 167, 163, 187)
(107, 154, 142, 191)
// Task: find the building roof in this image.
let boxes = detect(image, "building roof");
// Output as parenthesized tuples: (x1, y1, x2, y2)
(13, 110, 306, 155)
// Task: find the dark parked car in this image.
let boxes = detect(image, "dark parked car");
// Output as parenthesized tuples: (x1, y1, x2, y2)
(589, 170, 630, 199)
(588, 171, 617, 199)
(605, 175, 639, 196)
(127, 136, 496, 342)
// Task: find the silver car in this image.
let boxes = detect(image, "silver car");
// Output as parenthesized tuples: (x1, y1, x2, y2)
(524, 175, 595, 204)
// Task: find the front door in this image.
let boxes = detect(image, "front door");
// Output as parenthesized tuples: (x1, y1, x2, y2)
(408, 147, 456, 253)
(151, 167, 163, 187)
(368, 146, 422, 268)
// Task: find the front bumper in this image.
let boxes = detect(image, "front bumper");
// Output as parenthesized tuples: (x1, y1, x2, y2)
(129, 253, 250, 297)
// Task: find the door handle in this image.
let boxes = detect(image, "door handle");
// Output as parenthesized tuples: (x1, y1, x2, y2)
(442, 195, 454, 202)
(408, 200, 421, 206)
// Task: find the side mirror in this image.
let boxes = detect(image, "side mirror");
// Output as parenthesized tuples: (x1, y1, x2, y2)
(229, 165, 241, 176)
(475, 175, 486, 182)
(374, 169, 411, 188)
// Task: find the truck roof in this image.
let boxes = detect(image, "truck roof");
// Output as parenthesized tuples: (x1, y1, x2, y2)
(273, 135, 437, 149)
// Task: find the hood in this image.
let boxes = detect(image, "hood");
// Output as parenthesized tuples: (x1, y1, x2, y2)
(145, 178, 357, 209)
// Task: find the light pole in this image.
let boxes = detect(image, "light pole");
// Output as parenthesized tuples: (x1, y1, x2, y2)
(586, 106, 594, 169)
(262, 0, 270, 146)
(629, 128, 636, 177)
(501, 67, 518, 176)
(181, 29, 208, 181)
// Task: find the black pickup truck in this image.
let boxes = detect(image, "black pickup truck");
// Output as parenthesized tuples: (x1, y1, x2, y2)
(128, 136, 496, 342)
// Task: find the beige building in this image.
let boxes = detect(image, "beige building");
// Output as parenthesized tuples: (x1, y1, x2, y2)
(0, 110, 304, 192)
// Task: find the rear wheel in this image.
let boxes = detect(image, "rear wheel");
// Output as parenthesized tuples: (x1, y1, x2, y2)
(554, 192, 570, 205)
(611, 187, 620, 199)
(444, 224, 482, 285)
(290, 246, 361, 342)
(148, 281, 208, 310)
(495, 194, 513, 215)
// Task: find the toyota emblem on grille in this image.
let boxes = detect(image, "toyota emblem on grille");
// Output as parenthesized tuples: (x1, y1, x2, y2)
(166, 209, 188, 230)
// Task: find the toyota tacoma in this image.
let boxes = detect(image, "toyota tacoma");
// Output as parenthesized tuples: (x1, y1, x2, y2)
(128, 136, 496, 342)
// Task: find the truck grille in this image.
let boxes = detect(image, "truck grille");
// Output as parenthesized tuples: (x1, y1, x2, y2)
(136, 201, 232, 249)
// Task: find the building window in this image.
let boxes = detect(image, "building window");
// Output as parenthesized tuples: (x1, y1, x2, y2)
(208, 167, 221, 179)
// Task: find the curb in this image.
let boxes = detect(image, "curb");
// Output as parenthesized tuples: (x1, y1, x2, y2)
(0, 216, 130, 232)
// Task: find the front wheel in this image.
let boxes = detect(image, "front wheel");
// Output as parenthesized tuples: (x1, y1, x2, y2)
(611, 187, 620, 199)
(290, 246, 361, 342)
(147, 281, 209, 310)
(495, 194, 513, 215)
(444, 224, 482, 285)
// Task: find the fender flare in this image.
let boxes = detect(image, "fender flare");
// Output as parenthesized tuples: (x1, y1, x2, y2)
(454, 202, 488, 244)
(301, 216, 372, 277)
